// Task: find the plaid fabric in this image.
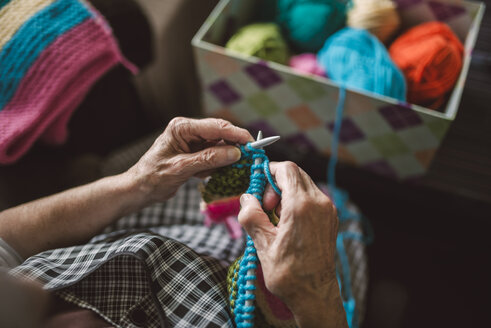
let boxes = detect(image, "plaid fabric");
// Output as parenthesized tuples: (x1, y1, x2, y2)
(9, 178, 369, 327)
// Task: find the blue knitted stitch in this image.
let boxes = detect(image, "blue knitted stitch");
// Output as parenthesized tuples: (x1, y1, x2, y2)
(0, 0, 92, 109)
(232, 143, 281, 328)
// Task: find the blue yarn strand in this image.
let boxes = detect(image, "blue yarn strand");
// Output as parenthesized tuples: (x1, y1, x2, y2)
(328, 86, 375, 328)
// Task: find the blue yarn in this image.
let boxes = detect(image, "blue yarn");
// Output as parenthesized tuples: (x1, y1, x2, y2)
(328, 87, 374, 328)
(232, 143, 281, 328)
(317, 27, 407, 101)
(276, 0, 348, 52)
(0, 0, 92, 109)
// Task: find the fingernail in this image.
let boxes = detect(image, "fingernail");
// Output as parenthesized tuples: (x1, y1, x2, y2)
(228, 147, 241, 161)
(240, 193, 250, 206)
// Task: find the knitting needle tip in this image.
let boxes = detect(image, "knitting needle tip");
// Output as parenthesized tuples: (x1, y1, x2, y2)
(248, 135, 280, 150)
(256, 130, 263, 141)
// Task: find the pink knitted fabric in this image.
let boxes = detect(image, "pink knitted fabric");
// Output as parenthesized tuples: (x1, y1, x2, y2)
(0, 6, 136, 164)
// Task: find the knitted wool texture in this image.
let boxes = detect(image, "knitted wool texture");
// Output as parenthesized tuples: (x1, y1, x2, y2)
(347, 0, 400, 43)
(389, 21, 463, 110)
(225, 23, 290, 65)
(201, 148, 295, 328)
(317, 27, 407, 101)
(276, 0, 348, 52)
(0, 0, 136, 164)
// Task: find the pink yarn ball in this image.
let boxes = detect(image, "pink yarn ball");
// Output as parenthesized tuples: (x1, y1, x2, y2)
(289, 53, 326, 77)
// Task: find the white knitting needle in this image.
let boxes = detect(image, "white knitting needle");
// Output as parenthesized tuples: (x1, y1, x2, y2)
(247, 135, 280, 150)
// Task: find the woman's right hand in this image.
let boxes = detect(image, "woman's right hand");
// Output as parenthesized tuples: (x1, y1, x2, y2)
(238, 161, 347, 327)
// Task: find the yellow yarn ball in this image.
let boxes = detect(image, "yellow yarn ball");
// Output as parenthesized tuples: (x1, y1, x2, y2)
(347, 0, 401, 43)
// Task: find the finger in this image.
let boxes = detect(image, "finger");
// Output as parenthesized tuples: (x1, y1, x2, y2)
(178, 145, 242, 176)
(170, 117, 253, 145)
(262, 184, 281, 211)
(238, 194, 276, 250)
(268, 161, 309, 198)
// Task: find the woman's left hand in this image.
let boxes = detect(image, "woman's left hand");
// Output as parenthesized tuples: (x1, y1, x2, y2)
(128, 117, 253, 204)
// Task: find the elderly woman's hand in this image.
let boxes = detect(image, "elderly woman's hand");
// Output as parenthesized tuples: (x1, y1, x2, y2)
(238, 162, 347, 328)
(128, 117, 253, 204)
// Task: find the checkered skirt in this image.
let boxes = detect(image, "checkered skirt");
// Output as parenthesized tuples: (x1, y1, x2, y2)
(10, 178, 369, 327)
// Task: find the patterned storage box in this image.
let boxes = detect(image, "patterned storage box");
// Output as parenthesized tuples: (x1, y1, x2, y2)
(192, 0, 485, 180)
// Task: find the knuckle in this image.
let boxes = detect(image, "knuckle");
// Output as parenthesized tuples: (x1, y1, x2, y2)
(214, 118, 232, 130)
(199, 148, 218, 167)
(282, 161, 298, 172)
(169, 116, 186, 127)
(169, 117, 190, 134)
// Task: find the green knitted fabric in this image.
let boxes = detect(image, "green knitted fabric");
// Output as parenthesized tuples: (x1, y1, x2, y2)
(201, 159, 251, 203)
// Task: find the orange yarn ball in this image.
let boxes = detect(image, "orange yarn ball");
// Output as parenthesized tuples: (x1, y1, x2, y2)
(389, 22, 464, 110)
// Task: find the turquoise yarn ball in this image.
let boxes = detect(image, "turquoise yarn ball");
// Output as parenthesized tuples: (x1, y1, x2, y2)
(317, 27, 407, 101)
(277, 0, 348, 52)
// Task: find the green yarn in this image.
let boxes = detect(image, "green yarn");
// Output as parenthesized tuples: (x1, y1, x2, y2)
(277, 0, 348, 52)
(226, 23, 290, 65)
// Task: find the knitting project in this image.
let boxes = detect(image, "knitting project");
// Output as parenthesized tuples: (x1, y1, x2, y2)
(201, 144, 296, 327)
(0, 0, 137, 164)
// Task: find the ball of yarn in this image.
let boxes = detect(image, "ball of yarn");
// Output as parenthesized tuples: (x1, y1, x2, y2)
(347, 0, 401, 43)
(389, 21, 464, 109)
(225, 23, 290, 65)
(289, 53, 326, 76)
(317, 27, 406, 100)
(277, 0, 348, 52)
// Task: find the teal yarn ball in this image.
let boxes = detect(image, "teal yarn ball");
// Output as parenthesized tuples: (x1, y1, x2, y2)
(317, 27, 406, 101)
(277, 0, 348, 52)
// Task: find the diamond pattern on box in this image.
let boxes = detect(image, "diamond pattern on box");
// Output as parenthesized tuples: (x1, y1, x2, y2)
(286, 77, 328, 102)
(337, 145, 358, 165)
(268, 112, 300, 136)
(204, 51, 241, 76)
(369, 133, 410, 157)
(346, 140, 383, 164)
(352, 111, 393, 137)
(287, 105, 323, 131)
(426, 119, 451, 139)
(246, 120, 279, 138)
(388, 154, 426, 178)
(244, 62, 282, 88)
(305, 127, 333, 151)
(209, 79, 241, 105)
(285, 133, 317, 152)
(398, 125, 440, 151)
(327, 118, 365, 143)
(414, 148, 437, 168)
(428, 1, 466, 21)
(247, 92, 280, 117)
(379, 105, 423, 130)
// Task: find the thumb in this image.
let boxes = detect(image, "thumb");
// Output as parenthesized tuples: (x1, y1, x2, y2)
(238, 194, 276, 250)
(180, 145, 241, 176)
